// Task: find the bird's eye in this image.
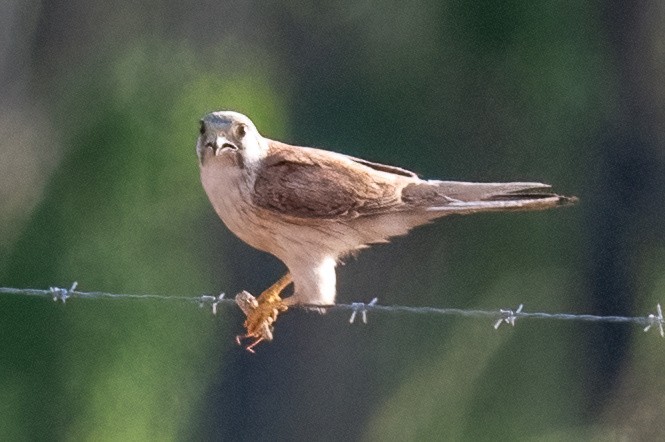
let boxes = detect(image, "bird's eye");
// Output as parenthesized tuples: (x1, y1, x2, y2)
(199, 121, 205, 135)
(235, 123, 246, 139)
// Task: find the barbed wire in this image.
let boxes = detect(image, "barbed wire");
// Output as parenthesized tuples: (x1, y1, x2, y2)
(0, 283, 663, 337)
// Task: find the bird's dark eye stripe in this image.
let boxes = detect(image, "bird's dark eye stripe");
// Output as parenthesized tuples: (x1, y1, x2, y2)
(199, 121, 205, 135)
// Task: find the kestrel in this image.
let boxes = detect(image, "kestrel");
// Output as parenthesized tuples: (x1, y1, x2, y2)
(196, 111, 576, 352)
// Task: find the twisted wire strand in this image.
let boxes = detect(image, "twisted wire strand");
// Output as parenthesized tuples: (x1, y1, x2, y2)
(1, 285, 662, 334)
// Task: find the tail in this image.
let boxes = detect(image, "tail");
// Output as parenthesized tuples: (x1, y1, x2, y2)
(402, 180, 577, 216)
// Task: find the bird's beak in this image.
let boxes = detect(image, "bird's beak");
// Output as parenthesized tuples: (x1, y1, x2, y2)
(198, 136, 238, 166)
(213, 136, 239, 155)
(214, 136, 229, 154)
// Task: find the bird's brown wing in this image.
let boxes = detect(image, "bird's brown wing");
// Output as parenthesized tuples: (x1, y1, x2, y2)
(253, 140, 576, 220)
(252, 141, 413, 219)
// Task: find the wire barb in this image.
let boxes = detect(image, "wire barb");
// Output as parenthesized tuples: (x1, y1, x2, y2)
(349, 297, 378, 324)
(50, 282, 78, 304)
(199, 293, 226, 315)
(494, 304, 524, 329)
(644, 304, 664, 337)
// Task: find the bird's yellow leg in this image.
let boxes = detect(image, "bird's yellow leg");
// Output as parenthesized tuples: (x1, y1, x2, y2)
(235, 273, 292, 350)
(257, 273, 292, 307)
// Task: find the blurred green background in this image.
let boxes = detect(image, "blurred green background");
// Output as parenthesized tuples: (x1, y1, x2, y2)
(2, 1, 664, 440)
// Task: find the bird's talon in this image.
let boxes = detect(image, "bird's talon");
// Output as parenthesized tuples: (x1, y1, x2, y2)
(235, 334, 264, 353)
(245, 337, 264, 353)
(246, 301, 286, 335)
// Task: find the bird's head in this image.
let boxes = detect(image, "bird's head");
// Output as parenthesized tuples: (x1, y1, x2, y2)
(196, 111, 267, 169)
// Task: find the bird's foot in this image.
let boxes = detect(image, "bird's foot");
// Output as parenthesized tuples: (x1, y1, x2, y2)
(234, 291, 274, 352)
(234, 273, 292, 353)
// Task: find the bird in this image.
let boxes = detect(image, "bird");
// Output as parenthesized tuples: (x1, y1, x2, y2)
(196, 110, 576, 352)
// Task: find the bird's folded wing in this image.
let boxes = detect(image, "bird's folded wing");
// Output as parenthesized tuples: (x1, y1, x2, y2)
(252, 142, 413, 219)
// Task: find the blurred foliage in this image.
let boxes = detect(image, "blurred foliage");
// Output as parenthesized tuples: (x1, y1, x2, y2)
(366, 270, 579, 441)
(1, 0, 664, 440)
(1, 40, 288, 439)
